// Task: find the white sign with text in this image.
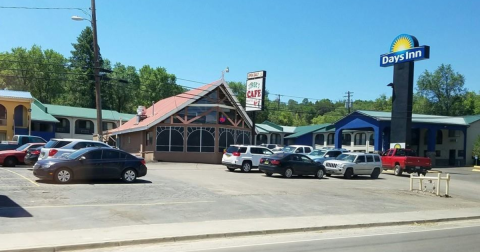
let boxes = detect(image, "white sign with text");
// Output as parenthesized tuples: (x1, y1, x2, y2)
(246, 78, 264, 111)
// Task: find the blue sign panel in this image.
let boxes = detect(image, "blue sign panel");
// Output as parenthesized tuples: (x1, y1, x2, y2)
(380, 46, 430, 67)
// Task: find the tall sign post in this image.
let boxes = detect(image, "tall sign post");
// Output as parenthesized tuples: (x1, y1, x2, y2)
(380, 34, 429, 149)
(246, 71, 266, 145)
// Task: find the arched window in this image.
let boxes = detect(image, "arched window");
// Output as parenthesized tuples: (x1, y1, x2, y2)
(342, 133, 351, 145)
(14, 105, 27, 127)
(0, 104, 6, 126)
(315, 134, 325, 146)
(436, 130, 443, 145)
(327, 133, 335, 145)
(271, 133, 281, 144)
(256, 134, 268, 145)
(56, 118, 70, 133)
(354, 133, 366, 145)
(369, 134, 375, 146)
(75, 119, 94, 134)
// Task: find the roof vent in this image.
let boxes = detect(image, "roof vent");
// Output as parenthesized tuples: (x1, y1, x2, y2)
(136, 106, 147, 124)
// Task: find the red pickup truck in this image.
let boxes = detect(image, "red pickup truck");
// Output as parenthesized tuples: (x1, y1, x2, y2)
(381, 148, 431, 176)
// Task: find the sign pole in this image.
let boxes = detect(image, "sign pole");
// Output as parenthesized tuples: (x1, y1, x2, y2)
(246, 70, 266, 146)
(251, 111, 256, 145)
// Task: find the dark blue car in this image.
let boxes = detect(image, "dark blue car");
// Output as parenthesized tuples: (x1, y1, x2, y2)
(33, 147, 147, 184)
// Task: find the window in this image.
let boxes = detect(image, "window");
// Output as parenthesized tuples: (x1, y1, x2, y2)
(219, 128, 235, 152)
(369, 134, 375, 146)
(238, 147, 247, 153)
(395, 149, 406, 156)
(84, 150, 102, 159)
(236, 130, 251, 145)
(271, 134, 281, 144)
(250, 148, 263, 154)
(356, 155, 366, 163)
(374, 155, 381, 162)
(102, 122, 117, 131)
(354, 133, 366, 146)
(300, 156, 312, 163)
(75, 120, 94, 134)
(342, 133, 351, 145)
(366, 155, 374, 162)
(146, 132, 152, 146)
(315, 134, 325, 146)
(262, 149, 274, 155)
(102, 150, 120, 159)
(448, 130, 457, 138)
(436, 130, 443, 145)
(327, 134, 334, 145)
(29, 137, 46, 143)
(45, 140, 71, 148)
(156, 126, 184, 152)
(187, 127, 215, 152)
(32, 122, 53, 132)
(411, 129, 419, 145)
(329, 151, 342, 157)
(256, 134, 268, 145)
(295, 147, 303, 153)
(435, 150, 441, 157)
(458, 150, 465, 158)
(305, 147, 312, 153)
(0, 104, 6, 120)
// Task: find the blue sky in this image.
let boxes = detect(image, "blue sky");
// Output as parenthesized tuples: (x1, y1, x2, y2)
(1, 0, 479, 102)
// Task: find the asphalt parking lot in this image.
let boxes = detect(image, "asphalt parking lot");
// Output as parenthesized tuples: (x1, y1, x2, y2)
(1, 163, 480, 234)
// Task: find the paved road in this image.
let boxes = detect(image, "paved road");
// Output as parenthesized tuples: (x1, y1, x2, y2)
(81, 220, 480, 252)
(1, 163, 480, 234)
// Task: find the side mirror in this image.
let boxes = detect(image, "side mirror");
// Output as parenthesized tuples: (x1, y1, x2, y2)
(325, 155, 330, 158)
(79, 156, 86, 161)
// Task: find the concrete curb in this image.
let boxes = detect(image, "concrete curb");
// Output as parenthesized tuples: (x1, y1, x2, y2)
(4, 215, 480, 252)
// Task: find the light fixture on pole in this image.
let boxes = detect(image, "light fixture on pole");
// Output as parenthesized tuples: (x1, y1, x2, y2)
(71, 0, 103, 142)
(221, 67, 229, 80)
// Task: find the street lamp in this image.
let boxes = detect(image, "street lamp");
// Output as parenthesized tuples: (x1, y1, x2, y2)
(221, 67, 229, 80)
(71, 0, 104, 142)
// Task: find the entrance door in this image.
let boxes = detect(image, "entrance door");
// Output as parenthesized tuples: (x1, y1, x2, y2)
(449, 150, 456, 166)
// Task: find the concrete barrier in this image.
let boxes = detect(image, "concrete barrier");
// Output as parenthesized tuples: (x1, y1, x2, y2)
(410, 173, 451, 196)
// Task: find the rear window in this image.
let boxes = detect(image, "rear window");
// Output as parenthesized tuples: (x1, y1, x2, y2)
(366, 155, 374, 162)
(226, 146, 240, 153)
(44, 140, 71, 148)
(374, 155, 381, 162)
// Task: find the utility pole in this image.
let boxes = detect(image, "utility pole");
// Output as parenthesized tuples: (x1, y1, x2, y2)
(91, 0, 103, 141)
(344, 91, 353, 114)
(277, 94, 281, 110)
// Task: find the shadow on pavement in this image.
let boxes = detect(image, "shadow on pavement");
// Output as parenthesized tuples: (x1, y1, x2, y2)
(0, 195, 33, 218)
(35, 179, 152, 185)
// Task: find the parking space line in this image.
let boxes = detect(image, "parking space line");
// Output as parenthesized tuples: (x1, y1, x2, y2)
(0, 168, 39, 187)
(0, 200, 215, 210)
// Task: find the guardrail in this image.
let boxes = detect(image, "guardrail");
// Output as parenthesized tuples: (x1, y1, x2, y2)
(409, 173, 451, 197)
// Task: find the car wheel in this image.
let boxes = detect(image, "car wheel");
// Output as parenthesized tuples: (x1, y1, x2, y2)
(54, 168, 73, 184)
(227, 167, 235, 172)
(122, 168, 137, 183)
(241, 162, 252, 173)
(3, 157, 17, 167)
(343, 168, 353, 179)
(371, 168, 380, 179)
(265, 172, 272, 177)
(394, 165, 403, 176)
(283, 168, 293, 178)
(315, 169, 325, 179)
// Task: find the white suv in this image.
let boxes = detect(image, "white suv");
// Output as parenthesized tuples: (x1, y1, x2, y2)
(323, 152, 382, 179)
(222, 145, 274, 172)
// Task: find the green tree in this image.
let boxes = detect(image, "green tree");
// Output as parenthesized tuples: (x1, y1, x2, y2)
(227, 81, 246, 107)
(105, 63, 141, 113)
(473, 136, 480, 166)
(138, 65, 182, 107)
(416, 64, 466, 116)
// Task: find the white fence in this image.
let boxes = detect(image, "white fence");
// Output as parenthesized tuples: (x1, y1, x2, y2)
(409, 173, 451, 197)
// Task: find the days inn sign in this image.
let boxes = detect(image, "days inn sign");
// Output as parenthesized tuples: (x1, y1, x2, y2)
(380, 34, 430, 67)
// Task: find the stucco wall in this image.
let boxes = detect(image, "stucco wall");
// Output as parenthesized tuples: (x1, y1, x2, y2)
(467, 121, 480, 166)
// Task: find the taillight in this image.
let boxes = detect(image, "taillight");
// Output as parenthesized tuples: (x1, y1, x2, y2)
(48, 149, 58, 156)
(31, 150, 40, 155)
(141, 159, 146, 165)
(260, 158, 265, 163)
(232, 152, 241, 156)
(271, 160, 281, 165)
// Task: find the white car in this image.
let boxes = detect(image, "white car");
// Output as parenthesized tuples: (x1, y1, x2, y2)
(277, 145, 314, 154)
(222, 145, 274, 172)
(323, 152, 382, 179)
(39, 139, 110, 161)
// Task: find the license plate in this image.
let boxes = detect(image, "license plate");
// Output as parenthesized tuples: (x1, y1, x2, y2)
(265, 160, 269, 164)
(226, 154, 231, 157)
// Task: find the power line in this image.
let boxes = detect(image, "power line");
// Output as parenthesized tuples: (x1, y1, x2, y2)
(0, 6, 90, 16)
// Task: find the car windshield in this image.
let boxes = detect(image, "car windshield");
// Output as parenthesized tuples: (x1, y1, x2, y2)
(67, 148, 92, 160)
(15, 144, 30, 151)
(336, 154, 356, 162)
(282, 146, 296, 153)
(308, 150, 326, 156)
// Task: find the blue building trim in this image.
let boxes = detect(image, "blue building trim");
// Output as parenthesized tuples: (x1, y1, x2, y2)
(294, 133, 314, 146)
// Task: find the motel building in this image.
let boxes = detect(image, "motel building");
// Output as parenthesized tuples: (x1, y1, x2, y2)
(106, 79, 254, 164)
(255, 111, 480, 167)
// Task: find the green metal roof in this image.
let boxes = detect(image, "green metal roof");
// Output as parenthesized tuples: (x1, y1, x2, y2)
(282, 126, 296, 133)
(355, 110, 468, 126)
(462, 115, 480, 124)
(43, 104, 135, 121)
(284, 124, 330, 139)
(255, 123, 283, 133)
(31, 100, 59, 123)
(313, 124, 336, 133)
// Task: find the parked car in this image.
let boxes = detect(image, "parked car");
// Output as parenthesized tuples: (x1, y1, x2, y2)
(38, 139, 110, 161)
(24, 146, 44, 166)
(261, 144, 283, 152)
(222, 145, 274, 172)
(323, 152, 382, 179)
(259, 153, 326, 178)
(33, 147, 147, 184)
(381, 148, 431, 176)
(307, 149, 347, 164)
(0, 143, 46, 167)
(279, 145, 314, 154)
(0, 135, 46, 151)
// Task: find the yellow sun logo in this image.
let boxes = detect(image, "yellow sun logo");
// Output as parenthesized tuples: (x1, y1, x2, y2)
(390, 34, 415, 53)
